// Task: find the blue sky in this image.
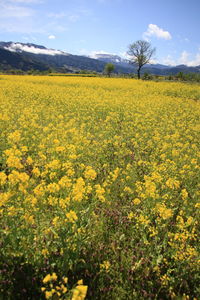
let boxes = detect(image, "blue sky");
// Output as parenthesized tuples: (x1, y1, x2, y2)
(0, 0, 200, 65)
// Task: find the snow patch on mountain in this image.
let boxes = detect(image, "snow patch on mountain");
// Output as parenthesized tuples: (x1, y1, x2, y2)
(90, 52, 124, 63)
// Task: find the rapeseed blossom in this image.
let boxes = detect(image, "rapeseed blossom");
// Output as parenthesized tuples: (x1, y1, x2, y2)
(0, 75, 199, 299)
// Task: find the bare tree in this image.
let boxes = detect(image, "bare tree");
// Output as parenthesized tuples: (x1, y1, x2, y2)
(127, 40, 156, 79)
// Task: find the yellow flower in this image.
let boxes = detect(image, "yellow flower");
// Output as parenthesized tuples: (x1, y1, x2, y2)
(63, 277, 68, 284)
(47, 183, 60, 193)
(186, 216, 193, 226)
(69, 154, 77, 160)
(56, 146, 65, 152)
(0, 192, 11, 207)
(43, 274, 52, 284)
(124, 186, 133, 194)
(95, 184, 105, 202)
(181, 189, 188, 200)
(66, 210, 78, 223)
(52, 216, 60, 227)
(128, 212, 134, 220)
(84, 166, 97, 180)
(100, 260, 110, 271)
(72, 177, 85, 202)
(8, 130, 21, 143)
(34, 184, 45, 197)
(60, 284, 67, 293)
(160, 274, 170, 286)
(42, 249, 49, 257)
(21, 146, 28, 152)
(144, 180, 156, 198)
(26, 156, 33, 165)
(47, 159, 60, 169)
(32, 167, 40, 177)
(132, 198, 141, 205)
(18, 172, 29, 183)
(6, 156, 23, 169)
(58, 176, 72, 188)
(138, 215, 150, 226)
(45, 290, 52, 299)
(67, 168, 75, 177)
(23, 214, 35, 224)
(166, 178, 180, 189)
(72, 285, 88, 300)
(0, 172, 7, 185)
(195, 203, 200, 208)
(156, 203, 173, 220)
(51, 273, 57, 281)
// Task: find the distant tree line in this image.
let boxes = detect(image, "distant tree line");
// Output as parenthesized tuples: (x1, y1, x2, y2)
(167, 72, 200, 82)
(125, 72, 200, 82)
(1, 62, 200, 82)
(0, 68, 54, 75)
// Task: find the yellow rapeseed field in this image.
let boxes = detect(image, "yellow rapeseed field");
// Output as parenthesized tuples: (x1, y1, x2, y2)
(0, 75, 200, 299)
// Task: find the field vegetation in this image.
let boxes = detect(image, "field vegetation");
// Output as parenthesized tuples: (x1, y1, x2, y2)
(0, 75, 200, 299)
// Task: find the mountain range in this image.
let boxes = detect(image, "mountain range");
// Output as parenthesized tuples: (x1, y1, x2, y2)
(0, 41, 200, 75)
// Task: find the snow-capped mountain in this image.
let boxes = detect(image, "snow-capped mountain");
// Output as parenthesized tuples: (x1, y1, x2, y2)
(0, 42, 68, 56)
(90, 53, 125, 63)
(0, 41, 200, 74)
(90, 53, 172, 69)
(89, 53, 131, 68)
(0, 41, 136, 73)
(0, 41, 110, 72)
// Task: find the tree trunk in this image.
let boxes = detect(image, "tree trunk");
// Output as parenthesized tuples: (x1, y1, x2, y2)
(137, 67, 141, 79)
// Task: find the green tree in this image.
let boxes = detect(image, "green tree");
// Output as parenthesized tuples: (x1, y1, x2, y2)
(142, 72, 153, 80)
(127, 40, 156, 79)
(176, 71, 184, 81)
(104, 63, 115, 77)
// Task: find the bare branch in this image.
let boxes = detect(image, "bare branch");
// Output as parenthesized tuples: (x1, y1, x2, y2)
(127, 40, 156, 79)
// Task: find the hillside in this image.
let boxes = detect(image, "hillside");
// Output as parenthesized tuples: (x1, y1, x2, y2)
(0, 42, 200, 74)
(0, 42, 133, 73)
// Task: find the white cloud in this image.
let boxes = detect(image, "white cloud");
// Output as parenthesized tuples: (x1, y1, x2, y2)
(68, 14, 79, 22)
(4, 42, 67, 55)
(0, 0, 69, 35)
(149, 58, 158, 64)
(22, 35, 37, 42)
(179, 50, 190, 64)
(47, 12, 67, 19)
(9, 0, 42, 3)
(0, 11, 68, 33)
(143, 24, 172, 40)
(0, 3, 34, 18)
(178, 35, 190, 43)
(162, 55, 176, 66)
(119, 51, 130, 59)
(48, 35, 56, 39)
(97, 0, 122, 3)
(162, 50, 200, 67)
(191, 53, 200, 66)
(89, 50, 114, 58)
(47, 12, 79, 22)
(0, 0, 45, 33)
(77, 49, 118, 58)
(53, 25, 68, 32)
(178, 50, 200, 66)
